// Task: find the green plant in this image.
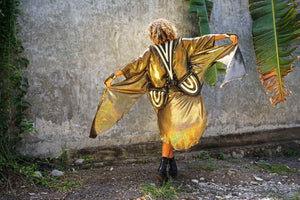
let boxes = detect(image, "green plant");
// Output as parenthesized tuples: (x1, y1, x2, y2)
(200, 158, 220, 171)
(229, 158, 240, 163)
(50, 179, 83, 192)
(140, 181, 181, 199)
(0, 0, 37, 192)
(243, 164, 251, 169)
(186, 0, 225, 86)
(142, 158, 149, 164)
(217, 153, 226, 160)
(249, 0, 300, 105)
(80, 155, 94, 163)
(292, 192, 300, 200)
(254, 160, 296, 174)
(197, 152, 211, 160)
(188, 157, 220, 171)
(282, 149, 300, 157)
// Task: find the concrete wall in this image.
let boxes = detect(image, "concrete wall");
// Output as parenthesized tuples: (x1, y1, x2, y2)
(18, 0, 300, 157)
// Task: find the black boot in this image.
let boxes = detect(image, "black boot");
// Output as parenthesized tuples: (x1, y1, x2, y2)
(155, 157, 168, 182)
(168, 157, 177, 178)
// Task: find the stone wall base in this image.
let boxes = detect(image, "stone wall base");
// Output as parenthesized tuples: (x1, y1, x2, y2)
(68, 127, 300, 163)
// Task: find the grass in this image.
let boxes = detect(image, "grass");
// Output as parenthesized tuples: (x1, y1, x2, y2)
(254, 160, 297, 174)
(79, 155, 94, 163)
(229, 158, 240, 163)
(0, 148, 84, 194)
(217, 153, 226, 160)
(140, 181, 181, 199)
(281, 192, 300, 200)
(277, 149, 300, 158)
(49, 179, 83, 192)
(243, 164, 251, 169)
(187, 156, 220, 171)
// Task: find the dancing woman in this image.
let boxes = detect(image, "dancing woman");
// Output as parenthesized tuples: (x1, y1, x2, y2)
(90, 19, 246, 182)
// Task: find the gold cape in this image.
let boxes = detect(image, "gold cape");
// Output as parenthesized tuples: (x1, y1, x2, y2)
(90, 35, 247, 150)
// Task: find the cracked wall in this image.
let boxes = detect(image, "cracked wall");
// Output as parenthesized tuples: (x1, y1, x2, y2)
(18, 0, 300, 157)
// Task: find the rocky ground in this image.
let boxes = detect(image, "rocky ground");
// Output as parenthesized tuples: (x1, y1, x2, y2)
(1, 150, 300, 200)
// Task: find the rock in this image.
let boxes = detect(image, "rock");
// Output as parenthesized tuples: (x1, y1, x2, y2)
(250, 181, 258, 185)
(110, 167, 114, 171)
(50, 169, 64, 177)
(254, 175, 263, 182)
(232, 151, 237, 158)
(191, 179, 199, 184)
(232, 151, 243, 158)
(94, 162, 104, 167)
(28, 193, 35, 196)
(75, 158, 85, 165)
(33, 171, 43, 178)
(298, 158, 300, 162)
(199, 177, 205, 181)
(227, 169, 237, 176)
(276, 146, 282, 153)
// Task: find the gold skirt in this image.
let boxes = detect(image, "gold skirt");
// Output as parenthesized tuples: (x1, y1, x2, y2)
(157, 88, 207, 151)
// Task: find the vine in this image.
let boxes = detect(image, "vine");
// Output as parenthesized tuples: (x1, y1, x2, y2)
(0, 0, 34, 190)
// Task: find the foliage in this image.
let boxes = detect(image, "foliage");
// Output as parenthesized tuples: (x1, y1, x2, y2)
(0, 0, 38, 192)
(80, 155, 94, 163)
(254, 160, 297, 174)
(249, 0, 300, 105)
(217, 152, 226, 160)
(186, 0, 225, 86)
(187, 153, 220, 171)
(140, 181, 181, 199)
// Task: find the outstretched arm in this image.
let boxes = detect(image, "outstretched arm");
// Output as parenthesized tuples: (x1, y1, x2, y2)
(104, 48, 150, 89)
(105, 70, 123, 89)
(215, 34, 238, 45)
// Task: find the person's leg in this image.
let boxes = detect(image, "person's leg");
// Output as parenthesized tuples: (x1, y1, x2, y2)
(161, 142, 177, 179)
(164, 143, 177, 178)
(156, 142, 172, 182)
(162, 142, 173, 158)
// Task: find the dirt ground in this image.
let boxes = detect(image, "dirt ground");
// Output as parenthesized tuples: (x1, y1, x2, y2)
(1, 151, 300, 200)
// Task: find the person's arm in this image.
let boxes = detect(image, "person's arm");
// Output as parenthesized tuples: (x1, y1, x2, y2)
(104, 48, 150, 89)
(215, 34, 238, 45)
(105, 70, 123, 89)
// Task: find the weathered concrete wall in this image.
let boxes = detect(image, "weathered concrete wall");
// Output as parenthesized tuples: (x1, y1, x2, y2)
(18, 0, 300, 157)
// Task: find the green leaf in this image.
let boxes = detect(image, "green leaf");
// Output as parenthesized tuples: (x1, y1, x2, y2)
(188, 0, 223, 86)
(249, 0, 299, 105)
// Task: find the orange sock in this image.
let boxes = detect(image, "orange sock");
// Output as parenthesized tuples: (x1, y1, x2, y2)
(162, 142, 174, 158)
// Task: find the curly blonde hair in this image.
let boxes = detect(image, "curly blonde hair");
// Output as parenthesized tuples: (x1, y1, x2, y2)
(147, 18, 177, 45)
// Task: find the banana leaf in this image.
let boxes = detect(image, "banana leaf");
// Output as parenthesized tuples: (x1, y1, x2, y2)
(187, 0, 224, 86)
(249, 0, 299, 105)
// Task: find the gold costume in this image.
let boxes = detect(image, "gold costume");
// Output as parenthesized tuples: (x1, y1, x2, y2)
(90, 35, 246, 150)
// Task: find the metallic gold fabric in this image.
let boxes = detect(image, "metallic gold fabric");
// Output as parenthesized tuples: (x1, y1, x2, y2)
(157, 87, 207, 150)
(90, 72, 148, 138)
(90, 35, 247, 150)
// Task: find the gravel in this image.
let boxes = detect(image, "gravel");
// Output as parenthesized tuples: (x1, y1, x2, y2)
(1, 153, 299, 200)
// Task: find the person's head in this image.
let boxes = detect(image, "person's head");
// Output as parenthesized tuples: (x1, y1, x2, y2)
(147, 18, 177, 45)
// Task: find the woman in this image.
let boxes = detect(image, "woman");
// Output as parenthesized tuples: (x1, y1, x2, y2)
(90, 19, 246, 182)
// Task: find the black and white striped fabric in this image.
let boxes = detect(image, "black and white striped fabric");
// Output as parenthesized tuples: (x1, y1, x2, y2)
(153, 41, 174, 81)
(153, 41, 201, 96)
